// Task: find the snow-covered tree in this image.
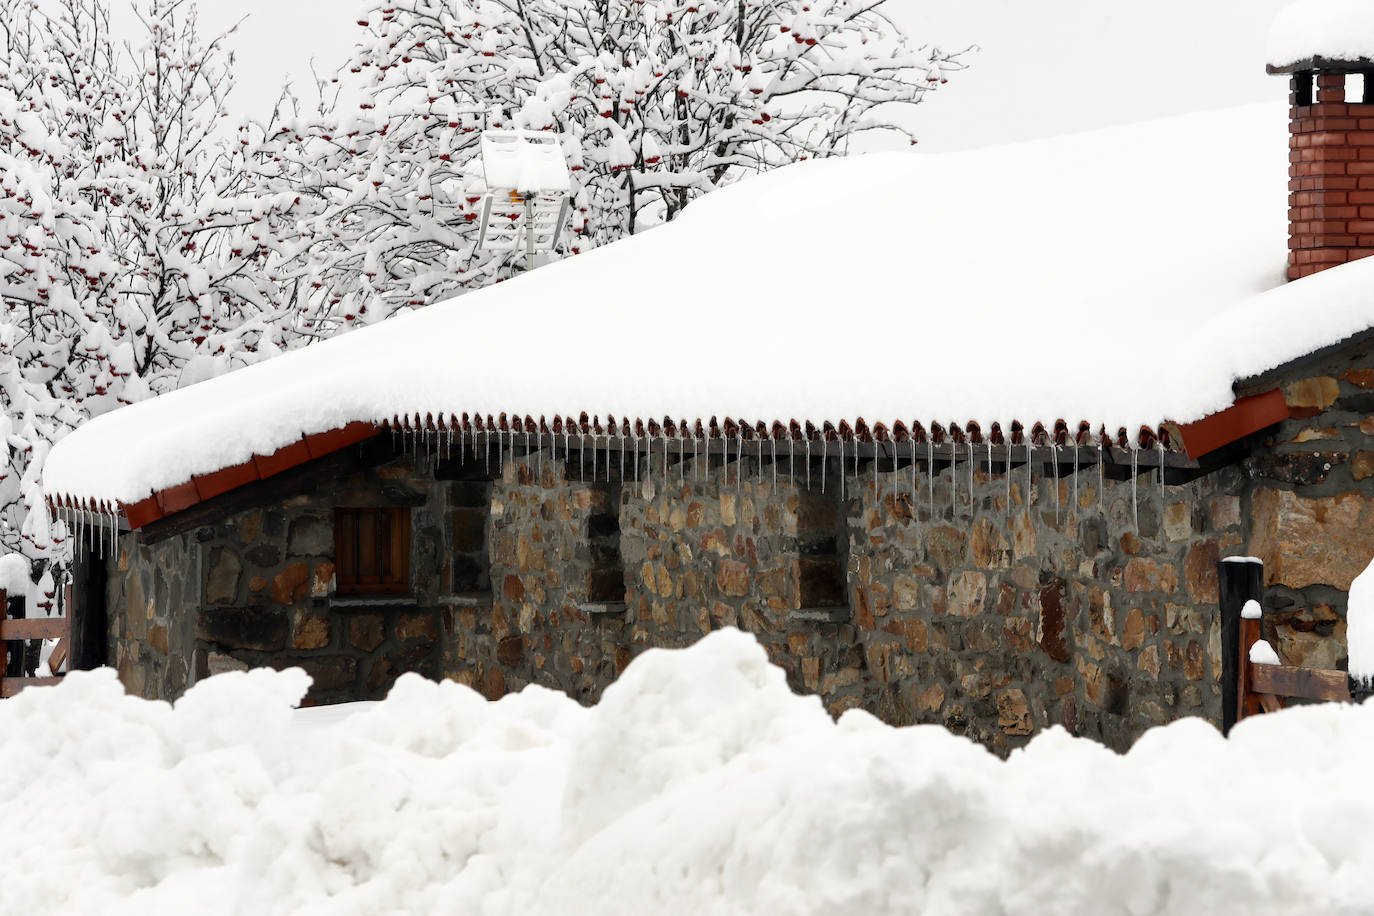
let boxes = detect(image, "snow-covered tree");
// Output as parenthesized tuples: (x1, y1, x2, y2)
(0, 0, 301, 585)
(268, 0, 966, 326)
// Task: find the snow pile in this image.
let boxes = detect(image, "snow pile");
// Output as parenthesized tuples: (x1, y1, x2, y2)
(1268, 0, 1374, 69)
(3, 629, 1374, 915)
(1348, 557, 1374, 688)
(1250, 639, 1282, 666)
(0, 553, 31, 597)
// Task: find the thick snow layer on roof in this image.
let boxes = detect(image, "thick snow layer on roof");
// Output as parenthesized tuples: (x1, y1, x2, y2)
(46, 103, 1313, 507)
(1268, 0, 1374, 68)
(3, 629, 1374, 914)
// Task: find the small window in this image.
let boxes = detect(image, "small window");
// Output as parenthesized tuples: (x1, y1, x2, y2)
(335, 507, 411, 594)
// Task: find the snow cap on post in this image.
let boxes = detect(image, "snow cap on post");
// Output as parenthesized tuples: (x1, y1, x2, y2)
(1348, 557, 1374, 689)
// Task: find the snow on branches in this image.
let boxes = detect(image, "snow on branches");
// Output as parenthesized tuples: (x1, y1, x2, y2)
(268, 0, 965, 324)
(0, 0, 300, 579)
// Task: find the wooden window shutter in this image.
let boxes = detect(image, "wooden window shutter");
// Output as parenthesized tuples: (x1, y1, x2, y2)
(334, 507, 411, 594)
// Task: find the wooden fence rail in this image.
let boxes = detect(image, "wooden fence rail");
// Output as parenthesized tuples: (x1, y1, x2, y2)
(1220, 558, 1356, 733)
(0, 588, 68, 698)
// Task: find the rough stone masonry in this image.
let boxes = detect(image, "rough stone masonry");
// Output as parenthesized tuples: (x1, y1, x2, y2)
(101, 338, 1374, 756)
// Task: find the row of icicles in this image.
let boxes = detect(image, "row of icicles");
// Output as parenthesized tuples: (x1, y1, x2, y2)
(386, 413, 1177, 531)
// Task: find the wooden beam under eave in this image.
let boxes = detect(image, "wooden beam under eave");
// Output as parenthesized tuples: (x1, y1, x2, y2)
(1175, 389, 1289, 460)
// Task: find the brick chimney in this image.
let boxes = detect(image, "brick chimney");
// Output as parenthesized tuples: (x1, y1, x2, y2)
(1271, 61, 1374, 280)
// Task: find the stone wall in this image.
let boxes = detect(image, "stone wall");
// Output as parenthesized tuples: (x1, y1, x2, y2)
(108, 444, 450, 705)
(1247, 338, 1374, 674)
(453, 448, 1237, 754)
(102, 339, 1374, 753)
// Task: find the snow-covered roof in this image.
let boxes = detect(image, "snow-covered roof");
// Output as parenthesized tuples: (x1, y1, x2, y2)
(1267, 0, 1374, 70)
(48, 101, 1374, 513)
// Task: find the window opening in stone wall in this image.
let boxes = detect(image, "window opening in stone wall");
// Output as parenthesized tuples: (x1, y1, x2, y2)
(585, 482, 626, 603)
(448, 479, 494, 599)
(796, 487, 849, 610)
(335, 507, 412, 594)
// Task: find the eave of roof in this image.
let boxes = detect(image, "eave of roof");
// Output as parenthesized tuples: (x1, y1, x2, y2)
(75, 397, 1296, 533)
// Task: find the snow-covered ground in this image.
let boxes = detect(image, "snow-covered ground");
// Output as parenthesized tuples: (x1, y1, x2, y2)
(1, 628, 1371, 915)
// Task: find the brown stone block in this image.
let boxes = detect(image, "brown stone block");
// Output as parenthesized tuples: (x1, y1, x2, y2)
(947, 571, 987, 617)
(270, 563, 310, 605)
(497, 635, 526, 666)
(1343, 368, 1374, 388)
(293, 609, 331, 650)
(1250, 488, 1374, 589)
(397, 613, 438, 642)
(292, 655, 358, 692)
(1121, 608, 1145, 650)
(1354, 450, 1374, 481)
(502, 574, 525, 601)
(348, 614, 385, 652)
(1038, 579, 1071, 663)
(197, 606, 289, 652)
(1184, 540, 1220, 603)
(717, 558, 751, 597)
(996, 689, 1033, 736)
(914, 683, 944, 713)
(1123, 558, 1178, 594)
(1284, 376, 1340, 412)
(149, 624, 169, 656)
(902, 618, 928, 652)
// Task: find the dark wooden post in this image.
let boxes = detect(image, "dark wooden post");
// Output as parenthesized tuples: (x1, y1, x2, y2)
(1218, 558, 1263, 736)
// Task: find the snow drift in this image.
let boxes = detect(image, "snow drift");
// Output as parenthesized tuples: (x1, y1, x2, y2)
(2, 629, 1373, 915)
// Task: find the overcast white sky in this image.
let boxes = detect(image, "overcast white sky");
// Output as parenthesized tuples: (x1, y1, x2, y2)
(178, 0, 1295, 152)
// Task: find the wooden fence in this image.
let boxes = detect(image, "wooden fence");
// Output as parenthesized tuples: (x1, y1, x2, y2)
(1219, 559, 1357, 733)
(0, 588, 68, 698)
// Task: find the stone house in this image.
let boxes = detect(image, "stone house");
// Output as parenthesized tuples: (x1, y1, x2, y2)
(40, 51, 1374, 753)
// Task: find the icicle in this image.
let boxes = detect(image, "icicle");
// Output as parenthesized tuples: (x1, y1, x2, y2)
(912, 439, 918, 508)
(1131, 445, 1140, 533)
(840, 440, 846, 501)
(968, 441, 974, 511)
(789, 438, 795, 484)
(821, 437, 827, 494)
(1158, 439, 1166, 508)
(986, 441, 993, 514)
(949, 446, 956, 515)
(1072, 441, 1079, 516)
(1025, 441, 1033, 510)
(692, 436, 698, 482)
(680, 437, 685, 484)
(484, 429, 491, 475)
(620, 433, 626, 481)
(927, 438, 934, 518)
(736, 434, 743, 492)
(1005, 442, 1011, 518)
(1051, 444, 1060, 525)
(1098, 447, 1105, 515)
(807, 439, 813, 490)
(592, 433, 598, 480)
(771, 437, 777, 489)
(663, 434, 669, 480)
(633, 434, 639, 483)
(580, 433, 585, 480)
(607, 436, 612, 483)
